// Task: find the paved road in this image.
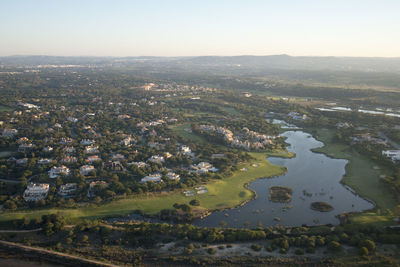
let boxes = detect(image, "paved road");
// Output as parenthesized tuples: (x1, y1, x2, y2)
(0, 178, 23, 183)
(0, 240, 121, 267)
(0, 228, 42, 233)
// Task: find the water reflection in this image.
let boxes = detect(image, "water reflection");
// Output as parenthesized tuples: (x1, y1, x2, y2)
(194, 131, 374, 228)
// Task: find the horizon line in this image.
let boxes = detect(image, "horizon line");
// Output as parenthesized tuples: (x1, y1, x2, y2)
(1, 54, 400, 59)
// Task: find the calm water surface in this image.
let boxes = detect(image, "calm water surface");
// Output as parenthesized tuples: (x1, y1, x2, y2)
(194, 131, 374, 228)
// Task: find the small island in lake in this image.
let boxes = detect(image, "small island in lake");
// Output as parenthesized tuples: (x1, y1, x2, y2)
(310, 202, 334, 212)
(269, 186, 293, 203)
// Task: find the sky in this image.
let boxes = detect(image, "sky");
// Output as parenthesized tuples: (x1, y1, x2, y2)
(1, 0, 399, 57)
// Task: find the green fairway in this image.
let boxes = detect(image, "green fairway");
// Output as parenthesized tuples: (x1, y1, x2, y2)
(0, 152, 287, 223)
(0, 105, 12, 112)
(312, 128, 396, 211)
(349, 212, 394, 226)
(170, 124, 206, 143)
(0, 151, 12, 158)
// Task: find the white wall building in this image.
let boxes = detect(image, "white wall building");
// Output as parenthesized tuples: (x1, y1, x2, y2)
(49, 166, 70, 178)
(23, 183, 49, 201)
(140, 173, 162, 183)
(79, 165, 95, 176)
(382, 150, 400, 161)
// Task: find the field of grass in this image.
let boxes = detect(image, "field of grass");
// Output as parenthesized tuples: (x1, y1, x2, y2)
(0, 151, 12, 158)
(220, 106, 240, 116)
(170, 124, 206, 143)
(0, 105, 12, 112)
(0, 152, 287, 223)
(311, 128, 397, 224)
(349, 212, 395, 226)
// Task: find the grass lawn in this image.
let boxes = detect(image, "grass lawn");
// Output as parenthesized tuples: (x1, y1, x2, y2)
(220, 106, 240, 116)
(0, 151, 12, 158)
(349, 212, 395, 227)
(311, 128, 397, 223)
(0, 105, 12, 112)
(0, 152, 287, 223)
(170, 124, 206, 143)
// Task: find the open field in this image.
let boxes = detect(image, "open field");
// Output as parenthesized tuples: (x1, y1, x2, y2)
(0, 152, 287, 223)
(0, 105, 12, 112)
(0, 151, 12, 158)
(169, 124, 206, 143)
(311, 128, 397, 224)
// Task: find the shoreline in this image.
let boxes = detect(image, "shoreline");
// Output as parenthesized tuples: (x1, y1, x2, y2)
(307, 128, 380, 218)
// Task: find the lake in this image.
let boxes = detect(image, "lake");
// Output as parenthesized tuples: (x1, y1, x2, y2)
(194, 131, 374, 228)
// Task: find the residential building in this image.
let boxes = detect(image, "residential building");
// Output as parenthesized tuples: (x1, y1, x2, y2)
(382, 150, 400, 162)
(16, 158, 28, 165)
(18, 143, 34, 152)
(85, 145, 99, 154)
(61, 156, 78, 164)
(2, 129, 18, 137)
(128, 161, 147, 168)
(141, 173, 162, 183)
(23, 183, 49, 201)
(48, 166, 70, 178)
(191, 162, 218, 174)
(166, 172, 180, 181)
(58, 183, 77, 197)
(148, 155, 165, 164)
(43, 146, 53, 153)
(37, 158, 54, 165)
(86, 155, 102, 163)
(80, 139, 95, 145)
(79, 165, 95, 176)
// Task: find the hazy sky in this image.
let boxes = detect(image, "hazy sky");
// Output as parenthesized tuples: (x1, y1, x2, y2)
(1, 0, 399, 57)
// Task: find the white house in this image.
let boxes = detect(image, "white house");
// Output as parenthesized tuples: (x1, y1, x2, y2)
(148, 155, 165, 164)
(191, 162, 218, 174)
(85, 155, 102, 163)
(63, 146, 76, 153)
(61, 156, 78, 164)
(167, 172, 180, 181)
(140, 173, 163, 183)
(23, 183, 50, 201)
(48, 166, 70, 178)
(128, 161, 147, 168)
(58, 183, 77, 197)
(180, 145, 192, 154)
(2, 129, 18, 137)
(382, 150, 400, 162)
(85, 145, 99, 154)
(16, 158, 28, 165)
(37, 158, 54, 165)
(43, 146, 53, 153)
(79, 165, 95, 176)
(80, 139, 95, 145)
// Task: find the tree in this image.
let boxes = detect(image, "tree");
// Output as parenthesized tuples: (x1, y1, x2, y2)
(361, 239, 375, 252)
(4, 200, 17, 210)
(328, 241, 341, 252)
(359, 246, 369, 256)
(189, 199, 200, 206)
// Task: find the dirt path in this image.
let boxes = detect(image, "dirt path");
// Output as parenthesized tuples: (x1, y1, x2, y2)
(0, 228, 42, 233)
(0, 240, 121, 267)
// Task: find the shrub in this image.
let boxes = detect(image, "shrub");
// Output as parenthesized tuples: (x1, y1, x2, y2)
(359, 246, 369, 256)
(207, 247, 216, 255)
(251, 244, 261, 251)
(295, 248, 304, 255)
(328, 241, 341, 252)
(189, 199, 200, 206)
(361, 239, 375, 252)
